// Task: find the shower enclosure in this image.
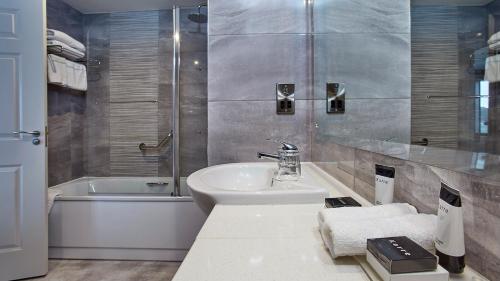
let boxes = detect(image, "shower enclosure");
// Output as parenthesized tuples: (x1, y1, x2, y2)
(58, 5, 209, 195)
(46, 1, 208, 261)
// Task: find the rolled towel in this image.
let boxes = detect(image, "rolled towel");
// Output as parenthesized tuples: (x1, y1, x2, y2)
(318, 203, 417, 230)
(48, 188, 62, 214)
(322, 214, 437, 258)
(47, 29, 86, 52)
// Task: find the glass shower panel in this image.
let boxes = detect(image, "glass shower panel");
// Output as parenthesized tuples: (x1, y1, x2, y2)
(85, 10, 174, 181)
(175, 6, 208, 194)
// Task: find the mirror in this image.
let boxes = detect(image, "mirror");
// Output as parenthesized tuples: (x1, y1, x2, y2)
(313, 0, 500, 160)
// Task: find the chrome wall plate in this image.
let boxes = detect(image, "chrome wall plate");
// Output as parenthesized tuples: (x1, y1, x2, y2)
(327, 82, 346, 114)
(276, 83, 295, 114)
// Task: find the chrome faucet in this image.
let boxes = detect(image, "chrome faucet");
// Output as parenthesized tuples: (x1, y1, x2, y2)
(258, 140, 301, 181)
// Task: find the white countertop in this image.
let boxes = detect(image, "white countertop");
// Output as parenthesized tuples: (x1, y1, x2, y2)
(173, 165, 489, 281)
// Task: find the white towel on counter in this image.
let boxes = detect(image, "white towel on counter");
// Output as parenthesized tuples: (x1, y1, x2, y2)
(321, 214, 437, 258)
(318, 203, 418, 230)
(48, 188, 62, 214)
(47, 54, 87, 91)
(485, 55, 500, 82)
(47, 54, 67, 86)
(48, 40, 85, 60)
(47, 29, 85, 52)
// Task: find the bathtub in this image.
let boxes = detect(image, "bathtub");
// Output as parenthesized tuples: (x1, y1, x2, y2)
(48, 177, 207, 261)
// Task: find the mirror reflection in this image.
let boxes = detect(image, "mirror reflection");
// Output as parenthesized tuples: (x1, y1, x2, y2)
(314, 0, 500, 157)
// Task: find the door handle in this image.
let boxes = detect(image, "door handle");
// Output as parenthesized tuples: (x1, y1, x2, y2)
(13, 130, 41, 137)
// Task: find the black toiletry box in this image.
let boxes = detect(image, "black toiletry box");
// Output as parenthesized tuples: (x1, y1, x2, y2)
(367, 236, 437, 274)
(325, 197, 362, 208)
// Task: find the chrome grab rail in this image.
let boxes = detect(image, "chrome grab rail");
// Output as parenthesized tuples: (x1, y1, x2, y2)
(139, 130, 173, 151)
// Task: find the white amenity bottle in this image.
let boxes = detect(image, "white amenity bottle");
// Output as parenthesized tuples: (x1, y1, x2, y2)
(374, 164, 395, 205)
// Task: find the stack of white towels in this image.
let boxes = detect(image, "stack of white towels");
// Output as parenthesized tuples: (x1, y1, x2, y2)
(318, 203, 437, 258)
(485, 32, 500, 82)
(47, 29, 87, 91)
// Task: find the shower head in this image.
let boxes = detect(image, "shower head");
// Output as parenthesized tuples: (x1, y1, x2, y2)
(188, 3, 207, 24)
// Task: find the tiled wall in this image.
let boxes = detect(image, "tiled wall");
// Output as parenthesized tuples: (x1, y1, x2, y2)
(313, 0, 411, 144)
(207, 0, 313, 165)
(411, 6, 459, 149)
(312, 141, 500, 280)
(47, 0, 86, 186)
(83, 9, 207, 178)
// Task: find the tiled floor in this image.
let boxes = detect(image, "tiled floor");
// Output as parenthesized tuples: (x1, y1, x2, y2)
(27, 259, 180, 281)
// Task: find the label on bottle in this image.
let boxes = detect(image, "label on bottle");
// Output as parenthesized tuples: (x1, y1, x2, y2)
(435, 199, 465, 257)
(375, 175, 394, 205)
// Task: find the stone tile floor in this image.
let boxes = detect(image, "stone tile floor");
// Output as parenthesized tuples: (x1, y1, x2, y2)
(26, 260, 180, 281)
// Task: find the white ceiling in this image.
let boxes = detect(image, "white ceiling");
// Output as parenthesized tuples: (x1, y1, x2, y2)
(412, 0, 494, 6)
(62, 0, 203, 14)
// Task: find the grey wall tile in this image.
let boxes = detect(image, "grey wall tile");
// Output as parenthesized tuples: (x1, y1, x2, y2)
(209, 0, 309, 35)
(180, 83, 208, 176)
(46, 0, 86, 186)
(47, 0, 84, 41)
(314, 32, 411, 99)
(208, 34, 311, 101)
(208, 100, 312, 165)
(411, 6, 459, 149)
(109, 11, 160, 103)
(109, 102, 159, 176)
(314, 0, 410, 34)
(314, 99, 411, 144)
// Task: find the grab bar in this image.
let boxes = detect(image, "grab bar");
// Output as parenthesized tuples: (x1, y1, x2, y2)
(139, 130, 173, 151)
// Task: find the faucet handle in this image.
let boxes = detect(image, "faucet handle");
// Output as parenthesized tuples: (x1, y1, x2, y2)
(266, 138, 298, 151)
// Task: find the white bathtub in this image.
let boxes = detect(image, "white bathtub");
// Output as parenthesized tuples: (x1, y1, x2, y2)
(48, 177, 207, 261)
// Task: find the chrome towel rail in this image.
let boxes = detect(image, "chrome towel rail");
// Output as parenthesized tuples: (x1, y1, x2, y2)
(426, 95, 490, 100)
(139, 130, 173, 151)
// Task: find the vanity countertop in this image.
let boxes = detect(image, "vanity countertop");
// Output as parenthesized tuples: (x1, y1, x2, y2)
(173, 204, 487, 281)
(173, 165, 489, 281)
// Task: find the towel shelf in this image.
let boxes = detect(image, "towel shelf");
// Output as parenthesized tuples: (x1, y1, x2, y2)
(48, 45, 101, 65)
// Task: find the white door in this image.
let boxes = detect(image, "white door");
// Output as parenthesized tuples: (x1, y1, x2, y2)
(0, 0, 48, 280)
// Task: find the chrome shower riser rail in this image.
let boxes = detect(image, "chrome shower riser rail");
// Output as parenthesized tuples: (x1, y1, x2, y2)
(172, 7, 181, 197)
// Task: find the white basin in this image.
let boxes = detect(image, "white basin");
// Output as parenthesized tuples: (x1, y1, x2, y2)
(187, 162, 329, 213)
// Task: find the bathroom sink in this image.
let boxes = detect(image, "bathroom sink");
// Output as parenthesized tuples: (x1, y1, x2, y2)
(187, 163, 329, 213)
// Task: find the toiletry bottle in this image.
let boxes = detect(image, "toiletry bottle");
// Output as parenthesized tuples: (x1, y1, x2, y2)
(374, 164, 395, 205)
(435, 182, 465, 274)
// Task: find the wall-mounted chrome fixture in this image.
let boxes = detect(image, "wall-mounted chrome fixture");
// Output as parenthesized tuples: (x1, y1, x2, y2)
(327, 83, 345, 114)
(276, 83, 295, 114)
(139, 130, 173, 151)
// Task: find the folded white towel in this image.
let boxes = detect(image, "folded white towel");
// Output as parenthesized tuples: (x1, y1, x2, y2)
(47, 54, 67, 86)
(48, 188, 62, 214)
(47, 29, 85, 52)
(321, 214, 437, 258)
(47, 54, 87, 91)
(485, 55, 500, 82)
(66, 59, 87, 91)
(318, 203, 417, 230)
(48, 40, 85, 61)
